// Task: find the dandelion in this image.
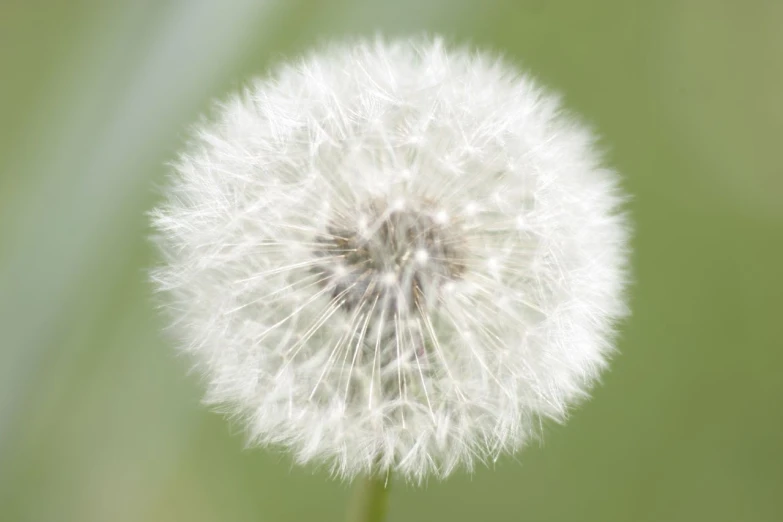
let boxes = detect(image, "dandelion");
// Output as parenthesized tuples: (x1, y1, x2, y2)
(150, 36, 629, 489)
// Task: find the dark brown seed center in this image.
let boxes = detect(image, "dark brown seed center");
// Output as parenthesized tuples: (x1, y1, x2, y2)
(312, 199, 466, 315)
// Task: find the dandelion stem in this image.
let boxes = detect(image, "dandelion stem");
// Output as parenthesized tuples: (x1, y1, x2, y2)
(347, 473, 390, 522)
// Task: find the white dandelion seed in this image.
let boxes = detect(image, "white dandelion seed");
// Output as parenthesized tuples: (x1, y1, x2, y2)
(150, 36, 630, 483)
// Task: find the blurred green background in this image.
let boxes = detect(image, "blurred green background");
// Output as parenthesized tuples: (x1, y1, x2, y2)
(1, 1, 781, 521)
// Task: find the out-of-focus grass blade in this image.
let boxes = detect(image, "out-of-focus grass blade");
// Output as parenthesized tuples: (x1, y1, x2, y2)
(0, 0, 281, 460)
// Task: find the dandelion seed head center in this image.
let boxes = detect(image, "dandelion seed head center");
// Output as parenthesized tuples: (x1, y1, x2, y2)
(312, 199, 467, 314)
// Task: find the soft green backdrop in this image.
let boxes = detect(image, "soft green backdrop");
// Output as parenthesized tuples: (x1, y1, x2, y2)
(1, 1, 781, 521)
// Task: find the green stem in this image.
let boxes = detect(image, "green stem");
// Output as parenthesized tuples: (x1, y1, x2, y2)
(347, 473, 391, 522)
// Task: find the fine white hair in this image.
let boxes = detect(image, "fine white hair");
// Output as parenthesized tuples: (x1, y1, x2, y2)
(151, 35, 630, 483)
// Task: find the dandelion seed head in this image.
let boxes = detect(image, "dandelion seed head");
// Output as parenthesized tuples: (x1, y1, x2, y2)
(150, 35, 630, 483)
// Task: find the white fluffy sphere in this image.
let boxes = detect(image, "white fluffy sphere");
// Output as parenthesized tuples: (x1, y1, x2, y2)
(151, 36, 629, 483)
